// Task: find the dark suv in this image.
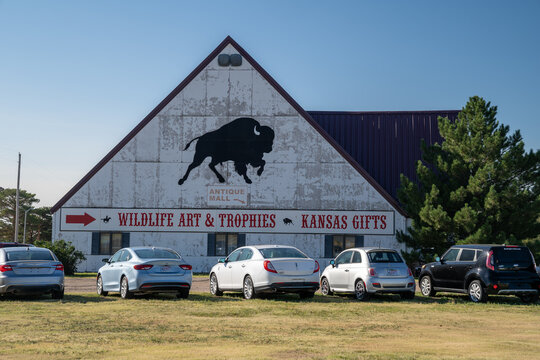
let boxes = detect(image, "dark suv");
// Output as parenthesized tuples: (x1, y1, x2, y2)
(418, 244, 540, 303)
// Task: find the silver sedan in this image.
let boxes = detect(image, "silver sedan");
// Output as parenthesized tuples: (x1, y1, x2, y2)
(97, 247, 192, 299)
(0, 247, 64, 299)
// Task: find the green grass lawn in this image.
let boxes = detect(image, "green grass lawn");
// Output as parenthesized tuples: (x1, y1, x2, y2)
(0, 292, 538, 359)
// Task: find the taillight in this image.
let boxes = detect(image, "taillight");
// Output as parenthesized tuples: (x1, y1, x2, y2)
(179, 264, 192, 270)
(0, 265, 13, 272)
(407, 268, 413, 276)
(133, 264, 153, 270)
(263, 260, 277, 273)
(313, 260, 320, 273)
(55, 264, 64, 271)
(486, 250, 495, 271)
(369, 268, 376, 276)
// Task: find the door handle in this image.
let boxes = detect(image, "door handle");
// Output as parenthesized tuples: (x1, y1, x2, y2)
(228, 265, 232, 268)
(241, 264, 246, 268)
(345, 269, 349, 272)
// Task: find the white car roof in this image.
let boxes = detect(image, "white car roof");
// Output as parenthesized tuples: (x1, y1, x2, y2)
(3, 246, 51, 252)
(347, 247, 399, 253)
(248, 245, 298, 250)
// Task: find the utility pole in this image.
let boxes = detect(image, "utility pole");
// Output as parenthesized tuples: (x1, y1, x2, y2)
(14, 153, 21, 242)
(23, 207, 33, 244)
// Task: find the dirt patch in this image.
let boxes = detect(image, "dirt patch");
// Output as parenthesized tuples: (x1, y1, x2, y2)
(65, 276, 210, 293)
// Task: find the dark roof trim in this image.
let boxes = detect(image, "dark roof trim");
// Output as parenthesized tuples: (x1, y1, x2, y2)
(52, 36, 407, 217)
(308, 110, 459, 115)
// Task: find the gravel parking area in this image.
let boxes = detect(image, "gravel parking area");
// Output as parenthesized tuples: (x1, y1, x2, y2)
(65, 276, 210, 293)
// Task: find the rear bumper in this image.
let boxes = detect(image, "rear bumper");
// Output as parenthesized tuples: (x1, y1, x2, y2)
(136, 282, 190, 293)
(255, 282, 320, 293)
(495, 289, 538, 295)
(367, 277, 416, 294)
(0, 283, 63, 295)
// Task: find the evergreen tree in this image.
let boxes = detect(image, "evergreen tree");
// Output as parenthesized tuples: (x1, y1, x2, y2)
(0, 188, 40, 241)
(397, 96, 540, 264)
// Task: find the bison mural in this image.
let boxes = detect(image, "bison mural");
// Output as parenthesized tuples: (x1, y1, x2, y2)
(178, 117, 275, 185)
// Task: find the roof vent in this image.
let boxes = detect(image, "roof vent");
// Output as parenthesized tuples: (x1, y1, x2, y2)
(218, 53, 242, 67)
(218, 54, 230, 66)
(230, 54, 242, 66)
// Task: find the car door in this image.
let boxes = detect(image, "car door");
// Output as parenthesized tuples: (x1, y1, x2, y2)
(330, 251, 354, 291)
(231, 248, 253, 289)
(431, 248, 460, 289)
(453, 249, 477, 289)
(220, 248, 242, 289)
(347, 251, 364, 291)
(101, 250, 123, 290)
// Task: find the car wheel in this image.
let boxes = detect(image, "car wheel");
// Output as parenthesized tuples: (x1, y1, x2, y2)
(518, 293, 539, 304)
(210, 273, 223, 296)
(420, 276, 436, 297)
(176, 289, 189, 299)
(120, 276, 133, 299)
(299, 291, 315, 300)
(320, 277, 333, 296)
(468, 280, 487, 303)
(51, 288, 64, 300)
(400, 291, 415, 300)
(243, 275, 256, 300)
(96, 275, 108, 296)
(354, 279, 369, 301)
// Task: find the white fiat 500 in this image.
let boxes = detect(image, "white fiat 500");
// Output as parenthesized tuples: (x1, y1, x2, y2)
(209, 245, 320, 299)
(320, 248, 415, 300)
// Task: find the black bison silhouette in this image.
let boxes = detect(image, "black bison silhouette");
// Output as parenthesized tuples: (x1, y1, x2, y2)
(179, 117, 275, 185)
(283, 218, 293, 225)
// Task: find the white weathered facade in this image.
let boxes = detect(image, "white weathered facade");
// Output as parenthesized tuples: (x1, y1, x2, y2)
(51, 38, 408, 272)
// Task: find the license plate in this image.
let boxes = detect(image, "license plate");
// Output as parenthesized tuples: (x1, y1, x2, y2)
(387, 269, 398, 276)
(292, 278, 303, 282)
(161, 266, 170, 272)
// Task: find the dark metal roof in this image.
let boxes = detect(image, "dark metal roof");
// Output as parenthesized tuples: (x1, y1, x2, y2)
(309, 110, 460, 203)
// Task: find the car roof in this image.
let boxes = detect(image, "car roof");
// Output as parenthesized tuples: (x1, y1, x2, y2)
(345, 247, 399, 253)
(2, 246, 50, 252)
(450, 244, 523, 250)
(126, 246, 176, 251)
(0, 242, 33, 248)
(248, 245, 298, 250)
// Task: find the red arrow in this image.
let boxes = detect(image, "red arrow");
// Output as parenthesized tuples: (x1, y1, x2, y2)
(66, 213, 96, 226)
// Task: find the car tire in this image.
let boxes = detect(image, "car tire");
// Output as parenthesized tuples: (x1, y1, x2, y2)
(354, 279, 369, 301)
(96, 275, 108, 296)
(51, 288, 64, 300)
(518, 293, 539, 304)
(400, 291, 415, 300)
(120, 276, 133, 299)
(468, 280, 487, 303)
(176, 289, 189, 299)
(210, 273, 223, 296)
(419, 276, 436, 297)
(299, 291, 315, 300)
(320, 277, 333, 296)
(243, 275, 256, 300)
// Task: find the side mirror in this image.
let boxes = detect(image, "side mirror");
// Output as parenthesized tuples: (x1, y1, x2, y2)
(435, 256, 442, 263)
(102, 258, 110, 263)
(218, 258, 226, 263)
(330, 259, 335, 268)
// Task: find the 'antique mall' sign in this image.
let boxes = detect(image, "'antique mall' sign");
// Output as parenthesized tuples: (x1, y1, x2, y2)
(60, 208, 395, 235)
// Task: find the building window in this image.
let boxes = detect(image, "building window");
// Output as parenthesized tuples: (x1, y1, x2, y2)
(207, 233, 245, 256)
(92, 232, 129, 255)
(324, 235, 364, 258)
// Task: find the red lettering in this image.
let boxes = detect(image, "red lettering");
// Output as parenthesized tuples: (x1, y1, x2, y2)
(341, 215, 348, 229)
(380, 215, 387, 229)
(167, 213, 174, 227)
(302, 214, 308, 228)
(226, 214, 234, 227)
(134, 213, 141, 227)
(249, 214, 257, 228)
(269, 214, 276, 228)
(242, 214, 249, 228)
(218, 214, 227, 227)
(178, 213, 185, 227)
(118, 213, 129, 226)
(193, 213, 201, 227)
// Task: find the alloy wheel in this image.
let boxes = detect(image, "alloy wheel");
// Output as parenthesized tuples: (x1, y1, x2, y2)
(420, 277, 431, 296)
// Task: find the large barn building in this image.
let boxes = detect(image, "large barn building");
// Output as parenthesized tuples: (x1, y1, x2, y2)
(51, 37, 458, 272)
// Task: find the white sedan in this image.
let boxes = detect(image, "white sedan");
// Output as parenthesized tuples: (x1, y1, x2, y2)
(209, 245, 320, 299)
(97, 247, 192, 299)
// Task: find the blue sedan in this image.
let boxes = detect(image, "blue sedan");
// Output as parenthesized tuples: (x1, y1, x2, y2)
(97, 247, 192, 299)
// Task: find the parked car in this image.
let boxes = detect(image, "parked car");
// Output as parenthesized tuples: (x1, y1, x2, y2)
(320, 248, 415, 300)
(209, 245, 320, 299)
(0, 242, 35, 248)
(97, 247, 192, 299)
(418, 244, 540, 303)
(0, 246, 64, 298)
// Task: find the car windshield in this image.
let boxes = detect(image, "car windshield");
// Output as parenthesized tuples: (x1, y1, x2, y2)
(134, 248, 180, 259)
(6, 250, 54, 261)
(259, 248, 307, 259)
(493, 247, 533, 266)
(368, 251, 402, 263)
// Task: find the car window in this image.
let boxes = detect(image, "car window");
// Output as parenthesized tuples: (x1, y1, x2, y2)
(109, 250, 122, 263)
(458, 249, 476, 261)
(119, 250, 132, 262)
(237, 249, 253, 261)
(442, 248, 460, 262)
(493, 247, 533, 266)
(227, 249, 242, 262)
(335, 251, 353, 265)
(351, 251, 362, 263)
(367, 251, 403, 263)
(259, 247, 307, 259)
(134, 248, 180, 259)
(6, 250, 54, 261)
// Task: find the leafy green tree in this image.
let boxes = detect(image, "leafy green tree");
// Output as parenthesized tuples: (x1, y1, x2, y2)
(397, 96, 540, 264)
(35, 239, 86, 275)
(0, 188, 39, 241)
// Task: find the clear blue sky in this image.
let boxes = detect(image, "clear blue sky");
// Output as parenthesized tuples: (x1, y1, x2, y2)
(1, 0, 539, 207)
